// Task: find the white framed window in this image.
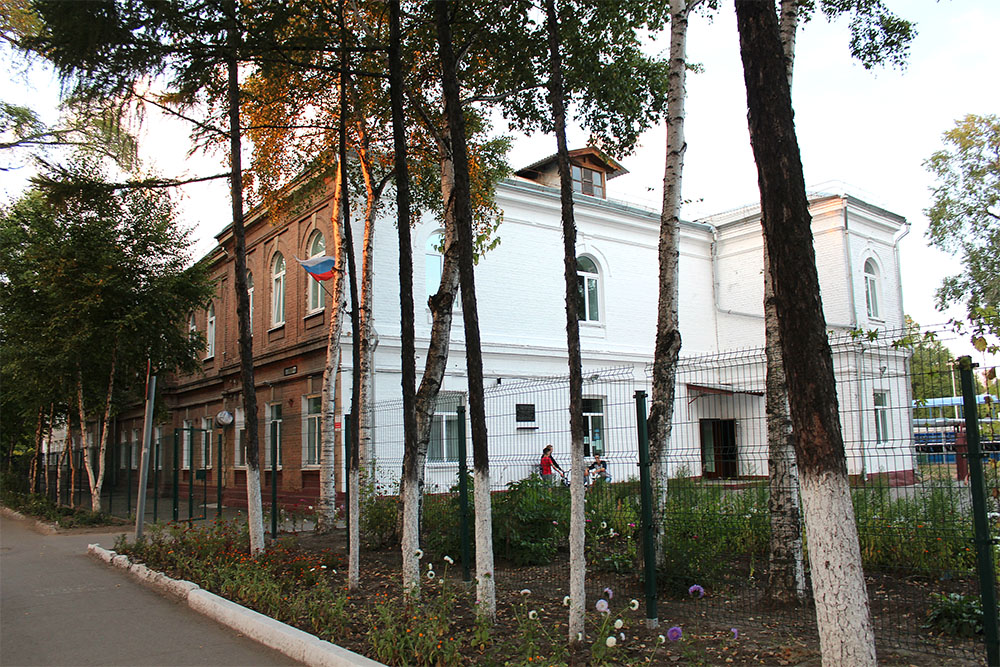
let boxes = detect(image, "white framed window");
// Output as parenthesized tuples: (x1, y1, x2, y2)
(864, 258, 881, 320)
(201, 417, 213, 468)
(306, 231, 326, 313)
(264, 403, 283, 468)
(271, 252, 286, 326)
(576, 256, 601, 322)
(304, 396, 322, 466)
(874, 391, 889, 444)
(582, 397, 605, 456)
(120, 431, 129, 468)
(188, 313, 197, 340)
(234, 407, 246, 467)
(205, 302, 216, 358)
(153, 426, 163, 470)
(181, 419, 193, 470)
(131, 428, 140, 469)
(428, 412, 460, 462)
(571, 164, 605, 198)
(425, 231, 444, 301)
(247, 271, 254, 336)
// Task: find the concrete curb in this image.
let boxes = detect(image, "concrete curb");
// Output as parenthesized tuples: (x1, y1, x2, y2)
(1, 505, 58, 535)
(87, 544, 382, 667)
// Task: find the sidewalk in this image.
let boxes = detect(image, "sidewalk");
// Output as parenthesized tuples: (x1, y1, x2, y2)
(0, 512, 300, 666)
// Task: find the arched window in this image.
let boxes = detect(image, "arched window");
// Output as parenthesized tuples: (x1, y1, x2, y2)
(306, 231, 326, 313)
(576, 256, 601, 322)
(188, 313, 197, 340)
(205, 302, 216, 358)
(271, 252, 286, 326)
(425, 231, 444, 300)
(246, 271, 254, 336)
(863, 258, 881, 319)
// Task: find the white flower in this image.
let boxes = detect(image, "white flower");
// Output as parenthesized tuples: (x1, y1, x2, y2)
(520, 588, 531, 596)
(619, 632, 625, 641)
(657, 635, 666, 644)
(614, 619, 623, 630)
(605, 636, 617, 648)
(427, 570, 436, 579)
(595, 599, 609, 614)
(427, 562, 433, 570)
(444, 555, 454, 564)
(601, 521, 607, 529)
(562, 595, 571, 607)
(528, 610, 538, 620)
(320, 565, 327, 569)
(577, 633, 583, 642)
(629, 599, 639, 610)
(414, 549, 424, 559)
(308, 505, 314, 510)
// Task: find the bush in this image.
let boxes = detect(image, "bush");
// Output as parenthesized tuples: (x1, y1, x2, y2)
(923, 592, 983, 637)
(492, 474, 569, 565)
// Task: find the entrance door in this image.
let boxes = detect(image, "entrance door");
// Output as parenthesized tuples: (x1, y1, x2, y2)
(700, 419, 737, 479)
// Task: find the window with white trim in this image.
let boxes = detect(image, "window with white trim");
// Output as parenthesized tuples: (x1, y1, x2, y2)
(181, 419, 193, 469)
(874, 391, 889, 444)
(234, 407, 246, 467)
(576, 256, 601, 322)
(188, 313, 197, 340)
(307, 231, 326, 313)
(571, 164, 605, 198)
(131, 428, 140, 469)
(201, 417, 213, 468)
(582, 397, 605, 456)
(271, 252, 286, 326)
(247, 271, 254, 336)
(864, 259, 881, 320)
(120, 431, 129, 468)
(428, 412, 460, 462)
(425, 231, 443, 301)
(154, 426, 163, 470)
(304, 396, 322, 466)
(205, 302, 216, 358)
(264, 403, 283, 468)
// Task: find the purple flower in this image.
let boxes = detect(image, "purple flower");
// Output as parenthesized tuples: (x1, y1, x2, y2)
(667, 626, 683, 642)
(731, 627, 739, 640)
(688, 584, 705, 598)
(603, 587, 614, 600)
(595, 599, 609, 614)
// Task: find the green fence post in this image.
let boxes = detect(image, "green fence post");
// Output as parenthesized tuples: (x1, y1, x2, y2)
(959, 356, 999, 666)
(457, 403, 471, 583)
(153, 440, 159, 522)
(109, 443, 115, 517)
(217, 433, 223, 519)
(344, 413, 352, 554)
(127, 444, 133, 518)
(634, 390, 659, 629)
(271, 420, 279, 539)
(172, 430, 179, 521)
(188, 431, 194, 522)
(202, 431, 208, 519)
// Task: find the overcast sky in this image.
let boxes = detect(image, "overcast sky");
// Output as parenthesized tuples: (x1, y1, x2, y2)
(3, 0, 998, 361)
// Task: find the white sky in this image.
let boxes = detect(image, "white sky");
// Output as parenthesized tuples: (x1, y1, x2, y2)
(3, 0, 998, 362)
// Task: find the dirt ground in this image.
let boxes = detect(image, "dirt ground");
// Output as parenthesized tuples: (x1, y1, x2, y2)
(290, 529, 984, 666)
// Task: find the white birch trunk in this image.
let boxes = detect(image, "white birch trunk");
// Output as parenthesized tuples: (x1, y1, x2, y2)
(57, 445, 67, 504)
(246, 467, 265, 553)
(799, 470, 876, 665)
(356, 137, 378, 531)
(76, 370, 102, 512)
(318, 171, 345, 533)
(473, 467, 495, 620)
(44, 406, 54, 494)
(568, 440, 586, 639)
(649, 0, 691, 561)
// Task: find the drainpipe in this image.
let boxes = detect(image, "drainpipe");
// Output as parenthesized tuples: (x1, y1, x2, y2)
(842, 197, 858, 329)
(709, 223, 722, 351)
(892, 221, 911, 326)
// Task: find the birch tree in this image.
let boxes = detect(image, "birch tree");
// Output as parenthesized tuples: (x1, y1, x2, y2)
(735, 2, 875, 661)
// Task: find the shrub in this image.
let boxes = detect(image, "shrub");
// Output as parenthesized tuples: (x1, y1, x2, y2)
(923, 592, 983, 637)
(492, 474, 569, 565)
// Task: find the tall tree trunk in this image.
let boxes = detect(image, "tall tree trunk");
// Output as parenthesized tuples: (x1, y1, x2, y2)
(765, 0, 805, 605)
(648, 0, 689, 566)
(543, 0, 586, 644)
(226, 3, 265, 553)
(763, 243, 806, 603)
(400, 150, 462, 599)
(74, 371, 87, 509)
(30, 407, 43, 494)
(356, 133, 379, 510)
(82, 347, 116, 512)
(57, 437, 68, 505)
(318, 168, 345, 533)
(339, 0, 362, 589)
(435, 0, 495, 621)
(735, 2, 876, 663)
(44, 404, 54, 494)
(389, 0, 423, 602)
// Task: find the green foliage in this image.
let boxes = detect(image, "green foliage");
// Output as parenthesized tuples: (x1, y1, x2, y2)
(492, 474, 569, 566)
(585, 482, 639, 574)
(818, 0, 917, 70)
(0, 487, 118, 528)
(367, 564, 461, 666)
(923, 592, 983, 638)
(360, 488, 399, 550)
(924, 114, 1000, 340)
(658, 474, 769, 593)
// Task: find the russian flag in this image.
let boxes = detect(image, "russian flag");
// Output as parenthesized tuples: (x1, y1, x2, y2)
(296, 255, 338, 281)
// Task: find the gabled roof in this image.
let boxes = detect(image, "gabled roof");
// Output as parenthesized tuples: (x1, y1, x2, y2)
(515, 146, 629, 181)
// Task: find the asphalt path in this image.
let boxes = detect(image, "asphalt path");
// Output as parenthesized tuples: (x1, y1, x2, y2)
(0, 513, 300, 666)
